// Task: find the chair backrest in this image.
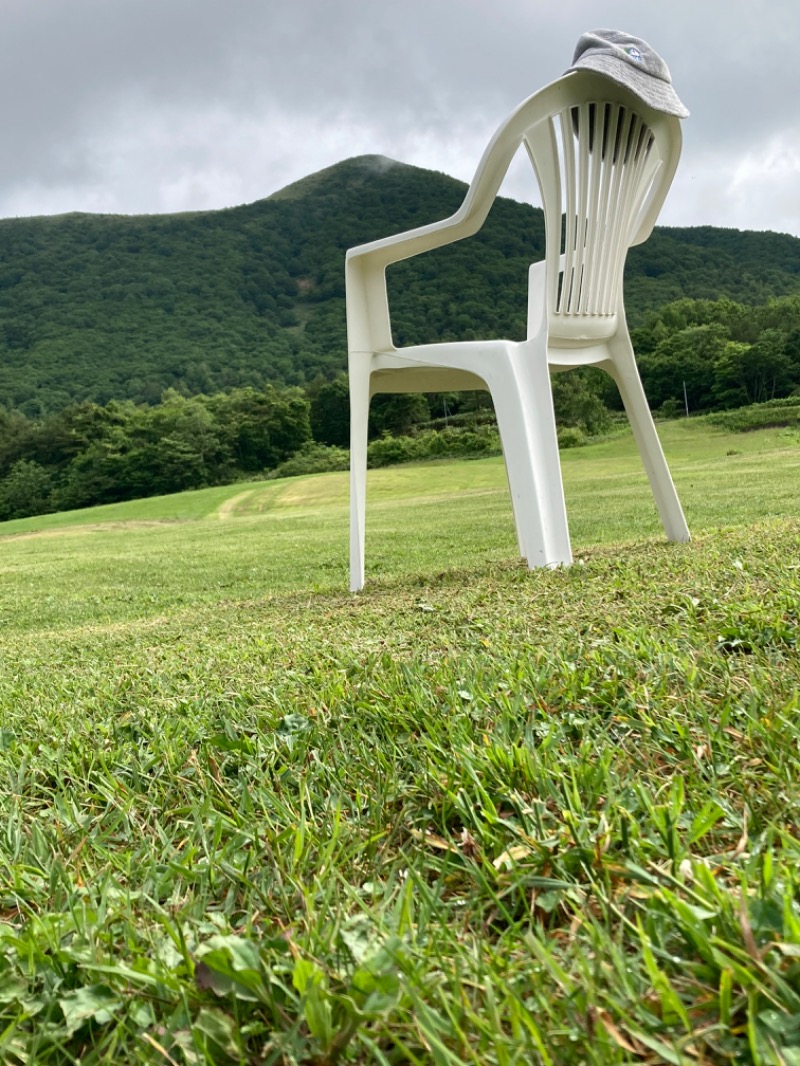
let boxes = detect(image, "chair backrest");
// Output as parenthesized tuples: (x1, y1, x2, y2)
(522, 71, 681, 343)
(344, 71, 680, 358)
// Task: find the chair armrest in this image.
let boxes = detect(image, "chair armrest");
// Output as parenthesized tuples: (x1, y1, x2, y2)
(629, 166, 666, 246)
(345, 142, 523, 353)
(345, 78, 562, 355)
(346, 211, 477, 272)
(629, 122, 683, 246)
(345, 210, 486, 355)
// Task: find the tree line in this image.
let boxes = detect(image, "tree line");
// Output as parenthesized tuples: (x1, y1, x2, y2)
(0, 387, 310, 521)
(630, 293, 800, 414)
(0, 371, 611, 520)
(1, 291, 799, 523)
(0, 381, 484, 520)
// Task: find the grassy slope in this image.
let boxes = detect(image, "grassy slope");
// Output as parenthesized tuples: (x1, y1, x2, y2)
(0, 421, 799, 1063)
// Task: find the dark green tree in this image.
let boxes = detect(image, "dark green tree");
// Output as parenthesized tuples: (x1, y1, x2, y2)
(310, 376, 350, 448)
(551, 370, 611, 434)
(0, 459, 54, 519)
(712, 330, 794, 407)
(208, 386, 312, 472)
(639, 323, 730, 412)
(369, 394, 430, 438)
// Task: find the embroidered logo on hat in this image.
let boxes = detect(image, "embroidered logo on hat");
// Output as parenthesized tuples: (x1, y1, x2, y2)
(625, 47, 643, 62)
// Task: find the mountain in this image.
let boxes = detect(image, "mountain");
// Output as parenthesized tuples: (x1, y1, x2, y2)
(1, 154, 800, 415)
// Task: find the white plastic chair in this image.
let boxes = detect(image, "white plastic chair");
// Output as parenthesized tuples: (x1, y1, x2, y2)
(346, 69, 690, 591)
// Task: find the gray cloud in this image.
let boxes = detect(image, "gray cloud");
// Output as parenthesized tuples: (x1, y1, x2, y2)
(0, 0, 798, 235)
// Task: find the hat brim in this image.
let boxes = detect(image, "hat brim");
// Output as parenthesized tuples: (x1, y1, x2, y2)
(567, 54, 689, 118)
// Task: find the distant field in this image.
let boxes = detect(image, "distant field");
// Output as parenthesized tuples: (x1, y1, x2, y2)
(0, 420, 799, 1063)
(0, 419, 797, 631)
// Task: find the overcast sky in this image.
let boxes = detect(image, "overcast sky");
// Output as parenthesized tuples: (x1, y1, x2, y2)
(1, 0, 798, 237)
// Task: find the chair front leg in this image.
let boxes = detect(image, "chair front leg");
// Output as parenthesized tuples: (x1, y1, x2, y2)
(349, 362, 372, 591)
(490, 345, 572, 569)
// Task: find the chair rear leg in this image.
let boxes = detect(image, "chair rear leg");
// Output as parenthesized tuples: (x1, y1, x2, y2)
(608, 338, 690, 543)
(349, 367, 372, 591)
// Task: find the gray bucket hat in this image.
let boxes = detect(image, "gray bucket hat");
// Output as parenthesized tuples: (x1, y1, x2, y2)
(567, 29, 689, 118)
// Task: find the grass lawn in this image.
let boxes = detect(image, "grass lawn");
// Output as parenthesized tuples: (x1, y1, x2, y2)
(0, 419, 799, 1063)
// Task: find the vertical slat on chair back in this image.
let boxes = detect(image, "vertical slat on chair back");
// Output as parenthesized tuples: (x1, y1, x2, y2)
(527, 96, 661, 339)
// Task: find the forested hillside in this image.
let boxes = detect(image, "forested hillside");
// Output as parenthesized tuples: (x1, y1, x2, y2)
(2, 154, 800, 416)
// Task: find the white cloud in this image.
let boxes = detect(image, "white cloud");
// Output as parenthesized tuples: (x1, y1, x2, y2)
(662, 128, 800, 236)
(0, 0, 798, 236)
(727, 134, 800, 235)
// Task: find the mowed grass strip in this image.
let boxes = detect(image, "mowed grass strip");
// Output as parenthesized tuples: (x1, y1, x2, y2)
(0, 421, 798, 1063)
